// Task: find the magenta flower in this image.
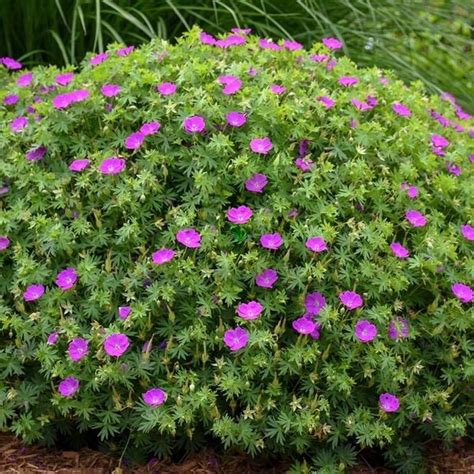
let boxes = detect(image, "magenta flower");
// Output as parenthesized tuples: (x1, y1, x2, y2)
(295, 157, 314, 172)
(117, 45, 134, 56)
(176, 228, 201, 248)
(451, 283, 473, 303)
(310, 323, 321, 340)
(118, 306, 132, 320)
(431, 134, 449, 149)
(143, 388, 167, 407)
(69, 159, 90, 172)
(446, 162, 461, 176)
(183, 115, 206, 134)
(216, 34, 246, 48)
(339, 291, 363, 310)
(269, 84, 286, 94)
(227, 205, 253, 224)
(200, 32, 217, 45)
(152, 248, 176, 265)
(98, 157, 126, 175)
(47, 332, 59, 345)
(390, 242, 410, 259)
(236, 301, 264, 320)
(351, 98, 371, 111)
(354, 320, 377, 343)
(231, 27, 251, 35)
(310, 54, 329, 62)
(245, 173, 268, 193)
(317, 96, 335, 109)
(405, 210, 427, 227)
(68, 338, 89, 362)
(56, 72, 74, 86)
(101, 84, 121, 97)
(124, 131, 145, 150)
(260, 233, 283, 250)
(58, 377, 80, 398)
(226, 111, 246, 127)
(460, 224, 474, 241)
(388, 317, 409, 340)
(248, 67, 257, 76)
(306, 236, 328, 253)
(0, 236, 10, 251)
(104, 333, 130, 357)
(218, 75, 242, 95)
(55, 267, 78, 291)
(52, 89, 90, 109)
(17, 72, 33, 87)
(90, 52, 108, 66)
(292, 316, 316, 335)
(156, 82, 177, 96)
(283, 40, 303, 51)
(305, 292, 326, 316)
(4, 94, 19, 105)
(250, 137, 273, 155)
(407, 185, 419, 199)
(255, 268, 278, 289)
(26, 145, 47, 161)
(224, 327, 249, 351)
(338, 76, 359, 87)
(23, 284, 45, 302)
(322, 37, 343, 50)
(10, 116, 28, 132)
(380, 77, 389, 85)
(140, 121, 160, 136)
(455, 107, 471, 120)
(1, 57, 22, 69)
(392, 103, 411, 117)
(379, 393, 400, 413)
(259, 38, 282, 51)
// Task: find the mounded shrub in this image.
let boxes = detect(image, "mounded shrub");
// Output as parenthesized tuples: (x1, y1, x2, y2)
(0, 27, 472, 471)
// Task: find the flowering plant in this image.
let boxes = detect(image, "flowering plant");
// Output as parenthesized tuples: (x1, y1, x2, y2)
(0, 27, 472, 470)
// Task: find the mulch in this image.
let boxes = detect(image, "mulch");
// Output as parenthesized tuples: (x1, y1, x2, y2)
(0, 433, 473, 473)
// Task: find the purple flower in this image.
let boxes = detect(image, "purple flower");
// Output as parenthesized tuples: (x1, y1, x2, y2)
(16, 72, 33, 88)
(140, 121, 160, 136)
(143, 388, 167, 407)
(405, 210, 427, 227)
(431, 134, 449, 149)
(69, 159, 90, 172)
(259, 38, 282, 51)
(390, 242, 410, 259)
(157, 82, 177, 96)
(269, 84, 286, 94)
(101, 84, 121, 97)
(317, 96, 335, 109)
(379, 77, 389, 85)
(255, 269, 278, 289)
(460, 224, 474, 241)
(388, 317, 409, 340)
(392, 103, 411, 117)
(379, 393, 400, 413)
(68, 338, 89, 362)
(56, 72, 74, 86)
(118, 306, 132, 320)
(152, 248, 176, 265)
(451, 283, 473, 303)
(58, 377, 80, 398)
(183, 115, 206, 133)
(236, 301, 264, 320)
(351, 98, 371, 111)
(176, 228, 201, 248)
(98, 157, 126, 175)
(55, 267, 78, 291)
(10, 116, 28, 132)
(310, 54, 329, 62)
(23, 284, 45, 302)
(117, 46, 134, 56)
(231, 27, 251, 35)
(407, 185, 419, 199)
(52, 89, 90, 109)
(104, 333, 130, 357)
(218, 75, 242, 95)
(245, 173, 268, 193)
(338, 76, 359, 87)
(1, 57, 22, 70)
(260, 233, 283, 250)
(4, 94, 19, 105)
(339, 291, 363, 310)
(227, 205, 253, 224)
(226, 111, 247, 127)
(90, 52, 108, 66)
(295, 157, 314, 172)
(322, 37, 343, 50)
(124, 132, 145, 150)
(200, 32, 217, 46)
(354, 320, 377, 343)
(216, 34, 246, 48)
(248, 67, 257, 76)
(224, 327, 249, 351)
(0, 236, 11, 251)
(47, 332, 59, 345)
(306, 236, 327, 253)
(446, 162, 461, 176)
(455, 107, 471, 120)
(304, 292, 326, 317)
(298, 140, 310, 157)
(283, 40, 303, 51)
(250, 137, 273, 155)
(292, 316, 317, 335)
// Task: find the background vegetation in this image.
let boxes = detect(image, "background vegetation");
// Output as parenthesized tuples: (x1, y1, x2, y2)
(0, 0, 472, 111)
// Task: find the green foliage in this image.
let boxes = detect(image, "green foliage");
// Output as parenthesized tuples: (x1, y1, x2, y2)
(0, 27, 473, 471)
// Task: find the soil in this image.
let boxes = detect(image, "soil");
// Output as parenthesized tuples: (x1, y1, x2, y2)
(0, 433, 472, 473)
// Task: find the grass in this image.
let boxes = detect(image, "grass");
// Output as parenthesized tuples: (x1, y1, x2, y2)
(0, 0, 472, 110)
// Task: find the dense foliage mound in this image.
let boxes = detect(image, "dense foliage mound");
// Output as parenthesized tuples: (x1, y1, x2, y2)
(0, 27, 472, 472)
